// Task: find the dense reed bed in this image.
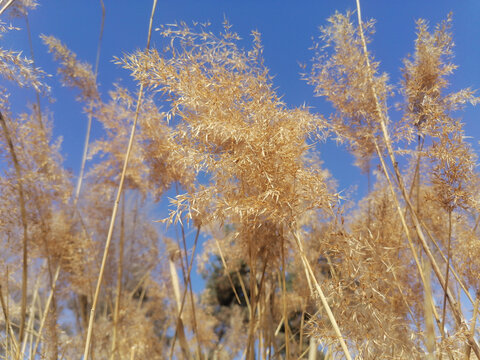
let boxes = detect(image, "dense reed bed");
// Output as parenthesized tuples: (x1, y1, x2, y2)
(0, 1, 479, 359)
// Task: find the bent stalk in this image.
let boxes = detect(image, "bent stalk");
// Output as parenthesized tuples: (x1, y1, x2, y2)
(355, 1, 480, 357)
(0, 112, 28, 343)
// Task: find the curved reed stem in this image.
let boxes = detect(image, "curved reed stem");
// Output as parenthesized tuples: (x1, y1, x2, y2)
(292, 229, 353, 360)
(0, 112, 28, 343)
(355, 1, 480, 357)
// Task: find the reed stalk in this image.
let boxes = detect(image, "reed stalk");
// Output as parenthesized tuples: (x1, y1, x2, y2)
(110, 192, 125, 360)
(30, 266, 60, 360)
(281, 237, 290, 360)
(82, 2, 158, 358)
(214, 238, 242, 305)
(19, 269, 41, 358)
(422, 220, 475, 306)
(0, 111, 28, 343)
(291, 229, 353, 360)
(169, 226, 201, 359)
(73, 0, 105, 207)
(0, 0, 15, 16)
(0, 282, 19, 357)
(441, 210, 453, 349)
(355, 1, 480, 356)
(465, 294, 479, 359)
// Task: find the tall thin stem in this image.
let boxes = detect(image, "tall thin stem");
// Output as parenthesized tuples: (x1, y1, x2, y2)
(0, 112, 28, 343)
(73, 0, 105, 207)
(292, 229, 352, 360)
(30, 266, 61, 360)
(82, 2, 158, 358)
(214, 239, 242, 305)
(0, 0, 15, 16)
(281, 237, 290, 360)
(422, 219, 475, 305)
(178, 221, 202, 359)
(441, 210, 453, 343)
(246, 242, 257, 360)
(424, 259, 436, 359)
(168, 226, 202, 359)
(354, 1, 480, 357)
(20, 272, 41, 358)
(0, 282, 19, 356)
(110, 191, 125, 360)
(24, 14, 44, 131)
(466, 294, 480, 359)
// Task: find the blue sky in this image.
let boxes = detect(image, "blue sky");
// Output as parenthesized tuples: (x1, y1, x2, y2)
(4, 1, 480, 294)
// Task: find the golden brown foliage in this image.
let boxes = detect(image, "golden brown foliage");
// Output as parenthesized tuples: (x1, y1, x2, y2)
(1, 3, 480, 360)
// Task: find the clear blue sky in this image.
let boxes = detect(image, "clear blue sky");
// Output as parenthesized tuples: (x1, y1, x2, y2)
(4, 1, 480, 293)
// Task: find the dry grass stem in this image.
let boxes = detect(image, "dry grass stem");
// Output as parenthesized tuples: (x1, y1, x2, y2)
(82, 1, 158, 359)
(73, 0, 105, 206)
(30, 265, 60, 360)
(0, 111, 28, 343)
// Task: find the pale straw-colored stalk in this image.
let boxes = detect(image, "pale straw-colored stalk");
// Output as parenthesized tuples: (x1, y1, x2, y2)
(291, 229, 353, 360)
(214, 238, 242, 305)
(24, 14, 44, 131)
(177, 219, 202, 358)
(422, 219, 475, 306)
(237, 268, 252, 316)
(110, 192, 125, 360)
(73, 0, 105, 207)
(0, 281, 19, 357)
(20, 269, 42, 358)
(168, 226, 202, 359)
(246, 246, 258, 360)
(371, 84, 453, 359)
(424, 259, 436, 359)
(355, 0, 480, 357)
(0, 0, 15, 16)
(281, 237, 290, 359)
(0, 112, 28, 343)
(308, 337, 317, 360)
(168, 256, 192, 359)
(130, 345, 136, 360)
(441, 210, 453, 352)
(299, 308, 305, 357)
(466, 294, 480, 360)
(30, 265, 60, 360)
(82, 1, 158, 359)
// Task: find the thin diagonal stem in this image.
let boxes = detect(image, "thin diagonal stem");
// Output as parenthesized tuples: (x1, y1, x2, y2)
(281, 237, 290, 359)
(24, 14, 44, 131)
(214, 238, 242, 305)
(422, 219, 474, 305)
(30, 266, 60, 360)
(168, 226, 202, 359)
(74, 0, 105, 206)
(82, 1, 158, 358)
(466, 294, 479, 359)
(0, 0, 15, 16)
(441, 210, 453, 336)
(292, 229, 352, 360)
(110, 191, 125, 360)
(0, 283, 19, 356)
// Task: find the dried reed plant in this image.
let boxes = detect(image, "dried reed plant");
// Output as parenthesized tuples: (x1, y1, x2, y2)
(1, 1, 480, 359)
